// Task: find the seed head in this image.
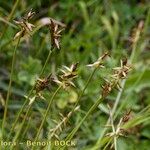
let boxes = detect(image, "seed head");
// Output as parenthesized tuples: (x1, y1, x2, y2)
(101, 79, 113, 98)
(101, 58, 131, 98)
(24, 9, 35, 20)
(122, 109, 132, 123)
(112, 59, 131, 79)
(14, 9, 35, 39)
(53, 63, 78, 90)
(60, 62, 78, 80)
(35, 74, 53, 93)
(49, 19, 64, 49)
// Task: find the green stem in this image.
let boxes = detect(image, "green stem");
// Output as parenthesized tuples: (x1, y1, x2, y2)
(61, 96, 104, 150)
(2, 36, 21, 139)
(0, 0, 20, 40)
(35, 35, 47, 57)
(7, 84, 36, 141)
(20, 117, 31, 141)
(114, 136, 117, 150)
(10, 105, 32, 150)
(32, 85, 62, 150)
(73, 67, 98, 110)
(46, 68, 97, 150)
(103, 138, 112, 150)
(94, 11, 150, 150)
(8, 0, 20, 21)
(40, 50, 52, 76)
(8, 49, 53, 140)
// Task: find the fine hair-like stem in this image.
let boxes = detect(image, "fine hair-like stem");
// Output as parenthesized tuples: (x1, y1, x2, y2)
(32, 85, 62, 150)
(8, 48, 53, 140)
(2, 36, 21, 139)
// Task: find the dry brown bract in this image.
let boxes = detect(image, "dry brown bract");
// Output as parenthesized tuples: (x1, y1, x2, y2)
(101, 59, 131, 98)
(35, 74, 53, 93)
(101, 80, 113, 98)
(60, 62, 78, 80)
(27, 74, 54, 105)
(14, 9, 35, 39)
(87, 52, 110, 68)
(112, 59, 131, 79)
(54, 63, 78, 90)
(49, 19, 64, 49)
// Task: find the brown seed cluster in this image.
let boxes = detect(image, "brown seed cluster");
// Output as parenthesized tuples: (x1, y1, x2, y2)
(26, 74, 54, 105)
(14, 9, 35, 39)
(112, 59, 131, 80)
(35, 74, 53, 93)
(28, 63, 78, 105)
(101, 80, 113, 98)
(101, 59, 131, 98)
(54, 63, 78, 90)
(122, 109, 132, 123)
(49, 19, 64, 49)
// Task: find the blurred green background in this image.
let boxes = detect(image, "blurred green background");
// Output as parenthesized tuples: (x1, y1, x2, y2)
(0, 0, 150, 149)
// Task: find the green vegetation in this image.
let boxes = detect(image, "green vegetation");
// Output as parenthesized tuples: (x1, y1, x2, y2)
(0, 0, 150, 150)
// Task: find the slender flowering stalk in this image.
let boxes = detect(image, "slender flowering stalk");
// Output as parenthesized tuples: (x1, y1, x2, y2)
(10, 104, 32, 150)
(8, 18, 64, 141)
(61, 58, 131, 150)
(49, 106, 80, 139)
(32, 63, 79, 148)
(9, 49, 52, 143)
(105, 107, 132, 149)
(5, 10, 35, 140)
(3, 10, 35, 136)
(64, 96, 104, 143)
(94, 21, 144, 148)
(72, 52, 110, 112)
(1, 36, 21, 140)
(9, 73, 54, 149)
(49, 52, 110, 148)
(46, 106, 79, 149)
(32, 85, 62, 150)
